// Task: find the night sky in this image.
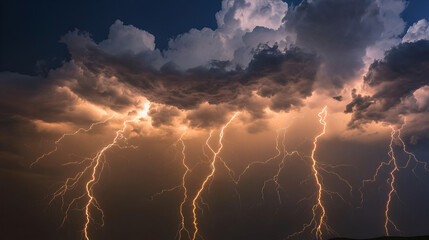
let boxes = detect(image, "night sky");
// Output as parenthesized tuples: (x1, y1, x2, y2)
(1, 1, 429, 240)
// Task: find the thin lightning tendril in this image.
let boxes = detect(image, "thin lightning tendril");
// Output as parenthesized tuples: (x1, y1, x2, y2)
(30, 115, 115, 168)
(260, 128, 305, 204)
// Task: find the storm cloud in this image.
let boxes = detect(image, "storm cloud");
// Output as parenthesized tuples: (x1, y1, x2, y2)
(0, 0, 412, 130)
(346, 40, 429, 127)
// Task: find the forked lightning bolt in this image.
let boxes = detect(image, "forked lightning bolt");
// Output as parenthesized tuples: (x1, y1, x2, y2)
(191, 112, 240, 240)
(36, 104, 149, 240)
(176, 131, 193, 240)
(288, 106, 332, 240)
(360, 119, 429, 236)
(82, 115, 141, 240)
(359, 126, 400, 235)
(149, 131, 194, 240)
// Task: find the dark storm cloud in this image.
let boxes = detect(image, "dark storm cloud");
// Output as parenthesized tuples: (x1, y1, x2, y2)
(61, 30, 320, 123)
(346, 40, 429, 127)
(0, 0, 402, 130)
(0, 0, 411, 130)
(285, 0, 384, 87)
(0, 72, 79, 123)
(149, 105, 181, 127)
(333, 96, 343, 101)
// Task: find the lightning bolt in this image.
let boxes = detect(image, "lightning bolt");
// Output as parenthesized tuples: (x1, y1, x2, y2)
(30, 115, 115, 168)
(41, 103, 150, 240)
(383, 126, 400, 236)
(82, 115, 141, 240)
(288, 106, 332, 240)
(358, 126, 400, 236)
(191, 112, 240, 240)
(148, 130, 193, 240)
(360, 118, 429, 236)
(176, 131, 193, 240)
(309, 106, 329, 239)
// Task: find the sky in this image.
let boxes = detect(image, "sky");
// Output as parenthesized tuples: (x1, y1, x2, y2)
(1, 0, 429, 240)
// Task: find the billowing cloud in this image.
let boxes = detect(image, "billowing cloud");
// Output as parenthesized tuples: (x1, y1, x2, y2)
(0, 0, 424, 131)
(100, 20, 156, 54)
(165, 0, 288, 69)
(346, 40, 429, 127)
(402, 19, 429, 43)
(364, 0, 406, 62)
(62, 31, 320, 120)
(0, 0, 323, 130)
(284, 0, 385, 88)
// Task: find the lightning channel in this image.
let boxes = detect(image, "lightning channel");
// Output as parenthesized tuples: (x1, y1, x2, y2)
(176, 130, 193, 240)
(288, 106, 331, 240)
(44, 103, 149, 240)
(359, 118, 429, 236)
(191, 112, 240, 240)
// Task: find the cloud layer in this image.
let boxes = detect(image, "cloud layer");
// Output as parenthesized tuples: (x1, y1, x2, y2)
(2, 0, 429, 132)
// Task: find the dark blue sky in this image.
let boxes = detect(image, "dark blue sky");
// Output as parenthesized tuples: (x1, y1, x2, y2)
(0, 0, 428, 75)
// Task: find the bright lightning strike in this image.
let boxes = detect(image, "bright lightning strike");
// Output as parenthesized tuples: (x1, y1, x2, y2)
(191, 112, 240, 240)
(289, 106, 332, 240)
(360, 118, 429, 236)
(384, 125, 401, 236)
(37, 103, 150, 240)
(82, 116, 141, 240)
(309, 106, 330, 240)
(148, 130, 192, 240)
(176, 130, 193, 240)
(359, 127, 400, 236)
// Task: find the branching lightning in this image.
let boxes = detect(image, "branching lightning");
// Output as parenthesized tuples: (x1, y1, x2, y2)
(35, 102, 429, 240)
(359, 118, 429, 236)
(176, 131, 193, 240)
(35, 103, 150, 240)
(30, 115, 115, 168)
(235, 116, 304, 205)
(190, 112, 240, 240)
(288, 106, 334, 240)
(260, 128, 304, 204)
